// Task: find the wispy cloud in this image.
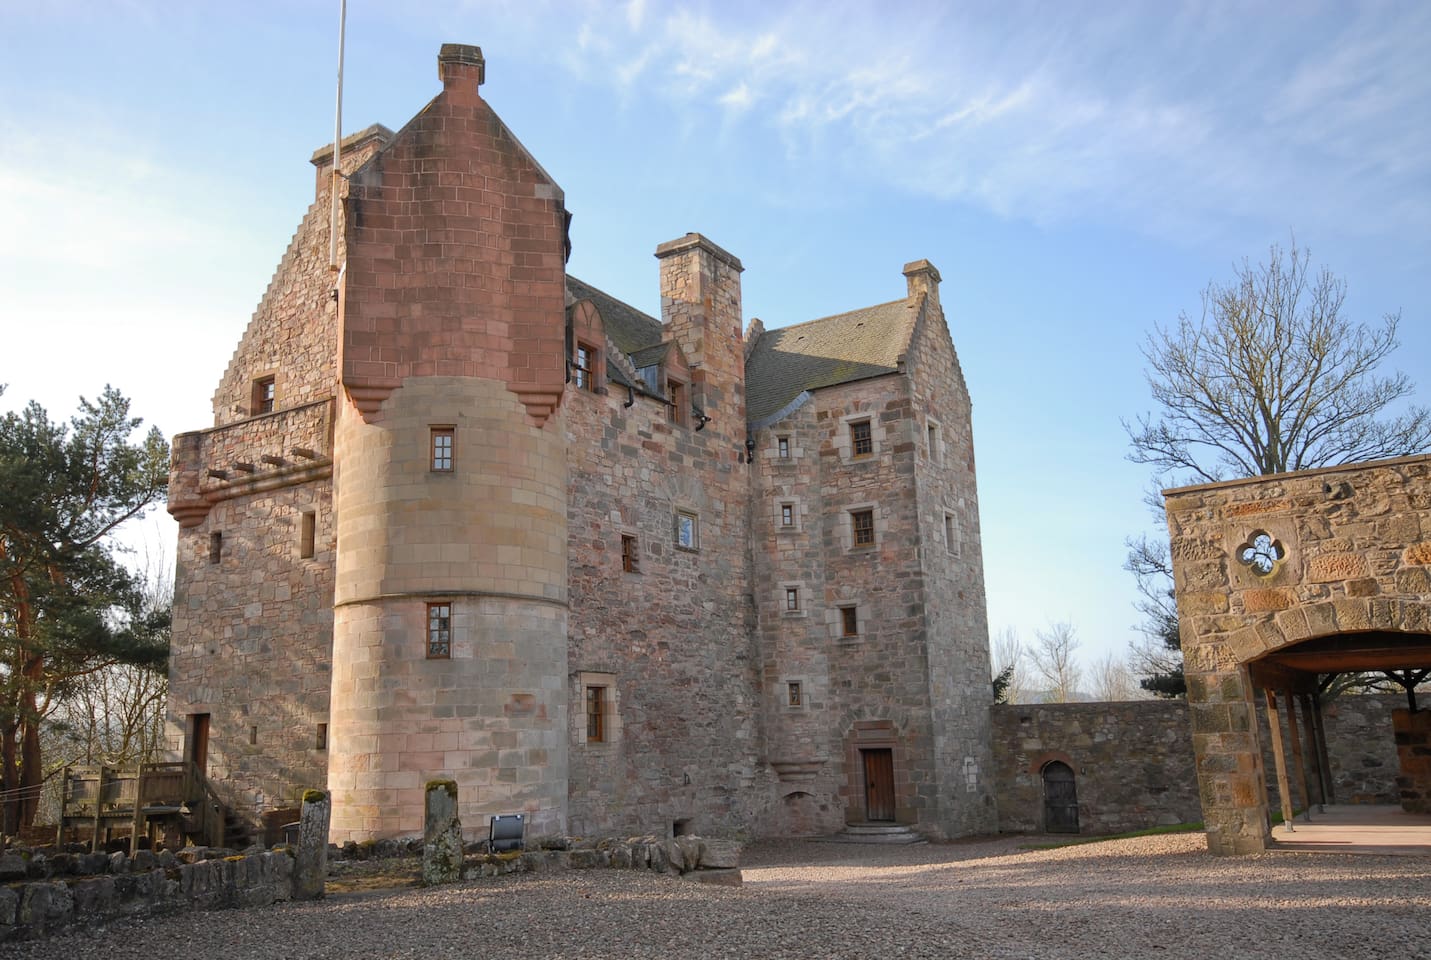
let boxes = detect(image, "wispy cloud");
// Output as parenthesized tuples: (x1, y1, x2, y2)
(557, 1, 1431, 240)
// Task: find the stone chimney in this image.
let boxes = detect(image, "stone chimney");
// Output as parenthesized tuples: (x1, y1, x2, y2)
(309, 124, 394, 200)
(438, 43, 485, 104)
(903, 259, 942, 313)
(656, 232, 746, 430)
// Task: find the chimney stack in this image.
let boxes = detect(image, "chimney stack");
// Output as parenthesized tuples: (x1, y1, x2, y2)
(438, 44, 485, 101)
(903, 259, 942, 312)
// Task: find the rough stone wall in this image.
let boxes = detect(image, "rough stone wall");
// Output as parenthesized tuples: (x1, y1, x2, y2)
(752, 370, 946, 833)
(166, 401, 336, 814)
(563, 242, 763, 839)
(990, 695, 1411, 835)
(1164, 454, 1431, 853)
(903, 274, 997, 836)
(991, 701, 1200, 834)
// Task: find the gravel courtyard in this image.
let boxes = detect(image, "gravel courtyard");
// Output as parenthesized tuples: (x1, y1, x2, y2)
(7, 834, 1430, 959)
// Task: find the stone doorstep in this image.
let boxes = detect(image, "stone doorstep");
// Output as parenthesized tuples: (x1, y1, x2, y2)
(822, 824, 927, 845)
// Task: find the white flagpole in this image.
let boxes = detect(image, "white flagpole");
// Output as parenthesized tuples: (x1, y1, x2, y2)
(329, 0, 347, 273)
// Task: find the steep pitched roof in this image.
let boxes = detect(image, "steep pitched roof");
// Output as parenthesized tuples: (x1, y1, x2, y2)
(566, 276, 663, 354)
(745, 298, 919, 422)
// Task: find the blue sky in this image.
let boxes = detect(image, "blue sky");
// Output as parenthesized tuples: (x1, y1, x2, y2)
(3, 1, 1428, 674)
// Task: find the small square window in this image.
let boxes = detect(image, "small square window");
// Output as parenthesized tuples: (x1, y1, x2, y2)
(209, 531, 222, 564)
(780, 503, 795, 527)
(621, 534, 639, 573)
(841, 606, 859, 637)
(785, 587, 800, 611)
(299, 511, 316, 559)
(253, 376, 276, 415)
(676, 511, 699, 550)
(851, 509, 875, 547)
(431, 428, 454, 472)
(575, 343, 597, 391)
(777, 436, 790, 458)
(426, 602, 452, 659)
(788, 682, 802, 707)
(586, 686, 606, 742)
(851, 420, 872, 457)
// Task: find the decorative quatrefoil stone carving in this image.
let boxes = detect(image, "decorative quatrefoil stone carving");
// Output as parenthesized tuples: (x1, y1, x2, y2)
(1236, 530, 1285, 576)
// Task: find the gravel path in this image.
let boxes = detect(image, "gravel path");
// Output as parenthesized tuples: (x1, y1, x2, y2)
(8, 834, 1430, 959)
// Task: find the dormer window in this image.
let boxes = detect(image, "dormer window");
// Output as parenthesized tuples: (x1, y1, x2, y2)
(575, 343, 597, 391)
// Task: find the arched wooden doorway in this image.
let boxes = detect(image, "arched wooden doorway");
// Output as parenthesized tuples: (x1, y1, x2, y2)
(1042, 761, 1079, 833)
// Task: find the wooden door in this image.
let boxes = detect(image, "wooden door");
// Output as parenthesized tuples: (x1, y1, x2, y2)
(1042, 761, 1079, 833)
(187, 713, 210, 774)
(862, 748, 895, 822)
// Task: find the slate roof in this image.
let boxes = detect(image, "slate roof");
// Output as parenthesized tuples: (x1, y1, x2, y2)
(744, 298, 918, 422)
(566, 276, 663, 354)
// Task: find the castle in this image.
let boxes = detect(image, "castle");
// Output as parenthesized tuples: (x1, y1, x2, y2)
(165, 44, 996, 843)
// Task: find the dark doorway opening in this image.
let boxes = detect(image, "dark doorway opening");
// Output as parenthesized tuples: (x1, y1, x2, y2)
(862, 748, 895, 821)
(1043, 760, 1079, 833)
(187, 713, 210, 774)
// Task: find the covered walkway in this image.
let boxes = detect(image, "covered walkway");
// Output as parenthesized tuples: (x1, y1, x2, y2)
(1270, 804, 1431, 856)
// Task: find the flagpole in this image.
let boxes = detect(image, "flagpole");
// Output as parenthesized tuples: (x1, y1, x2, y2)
(329, 0, 347, 273)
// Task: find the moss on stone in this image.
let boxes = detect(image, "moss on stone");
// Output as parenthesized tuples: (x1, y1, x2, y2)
(302, 789, 327, 804)
(424, 779, 459, 798)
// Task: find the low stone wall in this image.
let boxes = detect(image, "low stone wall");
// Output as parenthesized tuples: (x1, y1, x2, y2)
(1, 834, 740, 942)
(0, 846, 292, 942)
(990, 694, 1412, 835)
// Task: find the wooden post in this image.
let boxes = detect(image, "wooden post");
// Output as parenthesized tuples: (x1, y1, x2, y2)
(129, 766, 146, 854)
(1310, 690, 1335, 805)
(90, 766, 106, 852)
(1297, 693, 1326, 812)
(1284, 688, 1312, 821)
(1264, 689, 1295, 832)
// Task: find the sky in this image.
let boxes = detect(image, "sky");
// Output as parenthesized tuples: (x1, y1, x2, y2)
(2, 1, 1429, 678)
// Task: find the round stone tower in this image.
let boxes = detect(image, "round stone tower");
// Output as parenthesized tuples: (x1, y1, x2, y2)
(324, 44, 570, 841)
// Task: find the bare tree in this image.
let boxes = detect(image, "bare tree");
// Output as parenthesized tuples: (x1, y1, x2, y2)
(991, 627, 1028, 704)
(1030, 622, 1082, 704)
(1124, 532, 1185, 697)
(1090, 650, 1143, 702)
(1126, 241, 1430, 484)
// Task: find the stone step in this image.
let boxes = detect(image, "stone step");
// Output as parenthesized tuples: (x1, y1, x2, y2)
(824, 823, 926, 845)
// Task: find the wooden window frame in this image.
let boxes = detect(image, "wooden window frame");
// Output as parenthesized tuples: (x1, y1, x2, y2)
(621, 534, 639, 573)
(667, 379, 688, 427)
(586, 685, 606, 742)
(430, 427, 455, 473)
(252, 376, 276, 415)
(777, 436, 791, 459)
(574, 343, 597, 391)
(841, 605, 859, 637)
(850, 419, 873, 458)
(426, 602, 452, 659)
(851, 509, 875, 547)
(785, 587, 800, 612)
(780, 503, 795, 527)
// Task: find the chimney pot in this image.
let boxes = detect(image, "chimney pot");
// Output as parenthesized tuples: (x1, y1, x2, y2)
(438, 43, 485, 87)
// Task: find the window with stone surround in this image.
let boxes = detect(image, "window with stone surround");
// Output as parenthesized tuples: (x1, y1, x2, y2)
(621, 534, 639, 573)
(944, 512, 959, 555)
(208, 531, 222, 564)
(315, 723, 328, 750)
(788, 682, 802, 707)
(675, 510, 699, 550)
(927, 420, 942, 463)
(851, 509, 875, 547)
(574, 343, 597, 391)
(850, 419, 873, 457)
(430, 427, 454, 472)
(426, 602, 452, 659)
(777, 436, 791, 458)
(841, 605, 859, 637)
(780, 502, 795, 528)
(586, 685, 606, 742)
(578, 671, 619, 746)
(299, 510, 316, 559)
(785, 587, 800, 611)
(252, 376, 276, 415)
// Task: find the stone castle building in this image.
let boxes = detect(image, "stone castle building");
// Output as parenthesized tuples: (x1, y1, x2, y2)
(165, 44, 996, 843)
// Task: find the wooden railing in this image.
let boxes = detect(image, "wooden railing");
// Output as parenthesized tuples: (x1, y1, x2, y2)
(58, 760, 234, 851)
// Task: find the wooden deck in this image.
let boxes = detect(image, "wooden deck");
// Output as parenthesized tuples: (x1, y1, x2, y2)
(1269, 804, 1431, 856)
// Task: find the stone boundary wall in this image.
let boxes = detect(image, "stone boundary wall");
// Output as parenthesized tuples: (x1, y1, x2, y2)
(990, 694, 1409, 835)
(1, 836, 739, 942)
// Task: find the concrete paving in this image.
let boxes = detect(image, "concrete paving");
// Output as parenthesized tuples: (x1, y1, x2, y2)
(1269, 803, 1431, 855)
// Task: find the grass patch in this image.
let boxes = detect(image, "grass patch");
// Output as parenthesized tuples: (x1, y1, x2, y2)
(1018, 822, 1204, 851)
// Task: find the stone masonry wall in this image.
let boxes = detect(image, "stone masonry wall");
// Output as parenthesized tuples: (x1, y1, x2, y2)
(563, 243, 764, 839)
(903, 268, 997, 836)
(990, 694, 1410, 835)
